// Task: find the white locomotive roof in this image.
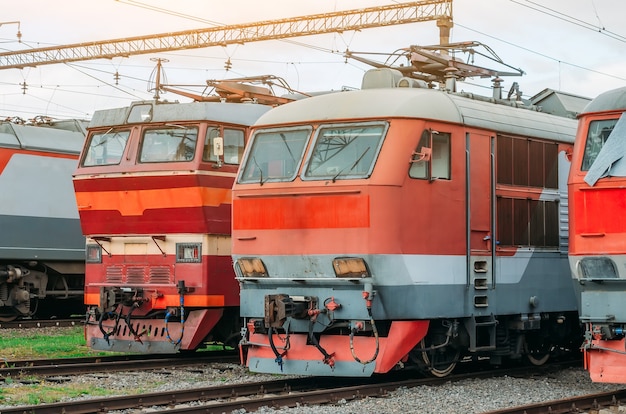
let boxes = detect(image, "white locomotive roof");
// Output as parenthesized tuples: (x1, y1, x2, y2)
(582, 86, 626, 114)
(89, 100, 273, 128)
(0, 123, 85, 154)
(254, 87, 578, 143)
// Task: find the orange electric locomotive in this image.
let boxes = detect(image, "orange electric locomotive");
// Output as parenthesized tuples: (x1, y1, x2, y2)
(74, 78, 291, 353)
(233, 45, 589, 377)
(568, 86, 626, 383)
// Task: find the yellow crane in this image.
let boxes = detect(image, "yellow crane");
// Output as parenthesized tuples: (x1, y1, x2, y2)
(0, 1, 452, 70)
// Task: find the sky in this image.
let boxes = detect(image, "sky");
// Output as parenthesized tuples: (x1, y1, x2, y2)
(0, 0, 624, 120)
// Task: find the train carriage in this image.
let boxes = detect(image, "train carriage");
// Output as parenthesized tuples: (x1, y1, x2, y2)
(74, 91, 278, 353)
(0, 117, 87, 320)
(233, 68, 586, 377)
(568, 86, 626, 383)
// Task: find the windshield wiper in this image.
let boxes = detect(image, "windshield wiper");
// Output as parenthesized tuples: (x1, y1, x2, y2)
(93, 127, 115, 147)
(332, 147, 370, 183)
(280, 133, 296, 163)
(252, 156, 268, 186)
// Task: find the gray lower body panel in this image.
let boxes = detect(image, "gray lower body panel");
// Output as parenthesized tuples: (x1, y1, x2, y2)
(0, 215, 85, 261)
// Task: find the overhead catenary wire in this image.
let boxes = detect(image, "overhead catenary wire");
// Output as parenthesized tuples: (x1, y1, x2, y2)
(1, 1, 625, 118)
(509, 0, 626, 43)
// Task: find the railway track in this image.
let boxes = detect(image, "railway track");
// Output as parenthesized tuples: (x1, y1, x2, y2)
(0, 360, 583, 413)
(482, 389, 626, 414)
(0, 351, 238, 378)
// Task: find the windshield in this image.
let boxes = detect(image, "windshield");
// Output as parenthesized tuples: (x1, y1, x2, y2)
(139, 126, 198, 163)
(582, 119, 618, 171)
(303, 123, 386, 181)
(81, 129, 131, 166)
(583, 113, 626, 186)
(239, 128, 311, 184)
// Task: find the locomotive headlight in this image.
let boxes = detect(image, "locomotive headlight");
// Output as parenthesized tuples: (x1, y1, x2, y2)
(86, 244, 102, 263)
(333, 257, 370, 278)
(577, 257, 618, 280)
(237, 258, 268, 277)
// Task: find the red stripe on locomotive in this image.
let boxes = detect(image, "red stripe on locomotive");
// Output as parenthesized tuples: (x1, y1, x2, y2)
(233, 194, 370, 230)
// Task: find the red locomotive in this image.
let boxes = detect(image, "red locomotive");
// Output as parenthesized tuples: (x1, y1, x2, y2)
(74, 78, 290, 353)
(569, 86, 626, 383)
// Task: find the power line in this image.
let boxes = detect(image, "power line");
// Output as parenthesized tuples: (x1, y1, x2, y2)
(509, 0, 626, 43)
(454, 22, 626, 84)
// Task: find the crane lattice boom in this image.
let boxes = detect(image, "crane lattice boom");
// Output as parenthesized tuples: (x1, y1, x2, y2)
(0, 1, 452, 70)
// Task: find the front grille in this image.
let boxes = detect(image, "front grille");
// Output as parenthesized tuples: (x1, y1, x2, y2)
(104, 265, 173, 284)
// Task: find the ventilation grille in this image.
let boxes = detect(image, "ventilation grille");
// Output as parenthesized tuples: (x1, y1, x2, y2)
(104, 265, 173, 284)
(105, 266, 124, 283)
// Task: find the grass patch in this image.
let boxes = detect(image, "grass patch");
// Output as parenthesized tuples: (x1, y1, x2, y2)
(0, 383, 115, 406)
(0, 326, 113, 360)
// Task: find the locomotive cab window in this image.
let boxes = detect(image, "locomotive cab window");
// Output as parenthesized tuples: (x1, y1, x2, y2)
(581, 119, 619, 171)
(139, 125, 198, 163)
(81, 129, 131, 166)
(239, 127, 311, 183)
(303, 123, 386, 181)
(203, 127, 245, 165)
(409, 129, 451, 180)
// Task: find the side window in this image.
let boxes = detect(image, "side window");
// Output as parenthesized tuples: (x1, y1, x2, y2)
(409, 129, 451, 180)
(223, 129, 245, 165)
(202, 127, 244, 165)
(81, 129, 131, 166)
(203, 127, 220, 162)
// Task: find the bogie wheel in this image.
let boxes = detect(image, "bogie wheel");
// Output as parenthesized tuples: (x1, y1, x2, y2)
(410, 325, 461, 378)
(223, 332, 242, 350)
(0, 313, 18, 322)
(524, 334, 551, 366)
(419, 337, 460, 377)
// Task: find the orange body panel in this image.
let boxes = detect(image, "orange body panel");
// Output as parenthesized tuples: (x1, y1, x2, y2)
(585, 339, 626, 383)
(570, 185, 626, 255)
(84, 292, 224, 308)
(246, 321, 429, 374)
(76, 186, 231, 217)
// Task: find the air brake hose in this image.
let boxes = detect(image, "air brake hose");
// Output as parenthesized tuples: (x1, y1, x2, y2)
(268, 326, 290, 371)
(308, 319, 335, 367)
(349, 291, 379, 365)
(98, 310, 120, 345)
(165, 281, 186, 346)
(124, 303, 145, 343)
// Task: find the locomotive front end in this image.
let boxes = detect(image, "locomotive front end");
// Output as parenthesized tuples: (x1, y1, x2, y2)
(568, 87, 626, 383)
(236, 255, 429, 376)
(75, 100, 269, 353)
(233, 103, 434, 376)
